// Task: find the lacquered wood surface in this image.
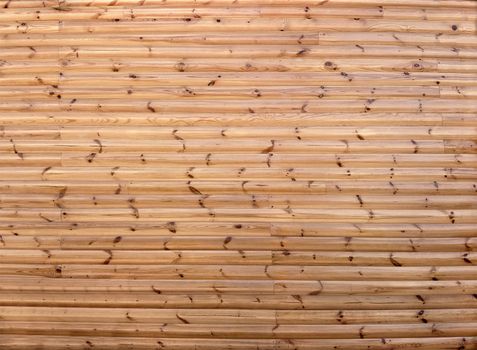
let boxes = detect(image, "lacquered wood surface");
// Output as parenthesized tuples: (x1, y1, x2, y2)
(0, 0, 476, 348)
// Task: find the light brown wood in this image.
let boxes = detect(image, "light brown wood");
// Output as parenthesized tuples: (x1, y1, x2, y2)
(0, 0, 476, 348)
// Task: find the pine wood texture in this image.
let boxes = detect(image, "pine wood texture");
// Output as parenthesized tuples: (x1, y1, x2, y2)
(0, 0, 476, 348)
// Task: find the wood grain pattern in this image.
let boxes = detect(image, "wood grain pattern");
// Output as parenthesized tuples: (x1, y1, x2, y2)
(0, 0, 476, 348)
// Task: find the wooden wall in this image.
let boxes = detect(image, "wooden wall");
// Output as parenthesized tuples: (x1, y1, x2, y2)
(0, 0, 476, 348)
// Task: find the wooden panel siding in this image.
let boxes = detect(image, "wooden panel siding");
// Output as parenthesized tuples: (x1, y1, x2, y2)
(0, 0, 476, 348)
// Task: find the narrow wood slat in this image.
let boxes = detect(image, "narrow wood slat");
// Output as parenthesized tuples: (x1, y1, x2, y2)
(0, 235, 474, 251)
(0, 306, 475, 324)
(0, 292, 474, 310)
(0, 335, 474, 349)
(0, 264, 475, 281)
(0, 320, 475, 338)
(0, 222, 475, 237)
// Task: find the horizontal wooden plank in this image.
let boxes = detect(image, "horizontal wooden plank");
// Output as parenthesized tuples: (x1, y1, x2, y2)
(1, 126, 475, 140)
(2, 194, 476, 210)
(0, 180, 475, 195)
(0, 292, 474, 310)
(0, 222, 474, 238)
(1, 167, 476, 182)
(0, 335, 474, 350)
(0, 306, 475, 324)
(0, 264, 475, 281)
(0, 320, 476, 338)
(0, 250, 475, 266)
(0, 235, 474, 251)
